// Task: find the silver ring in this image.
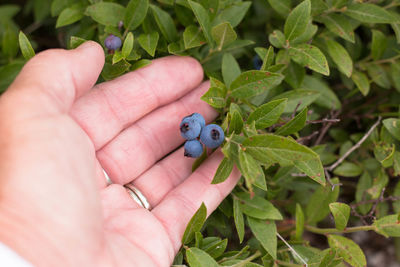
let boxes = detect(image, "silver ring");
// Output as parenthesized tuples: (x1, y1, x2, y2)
(124, 183, 152, 210)
(103, 169, 113, 185)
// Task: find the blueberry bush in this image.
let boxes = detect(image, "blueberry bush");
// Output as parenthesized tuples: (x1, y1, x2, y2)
(2, 0, 400, 266)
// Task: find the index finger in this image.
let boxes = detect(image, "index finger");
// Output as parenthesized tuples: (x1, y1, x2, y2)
(71, 56, 204, 150)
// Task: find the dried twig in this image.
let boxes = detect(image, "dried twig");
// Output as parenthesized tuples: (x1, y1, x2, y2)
(368, 188, 386, 219)
(277, 232, 308, 267)
(307, 118, 340, 124)
(327, 117, 381, 172)
(296, 131, 319, 144)
(314, 109, 341, 145)
(291, 101, 302, 119)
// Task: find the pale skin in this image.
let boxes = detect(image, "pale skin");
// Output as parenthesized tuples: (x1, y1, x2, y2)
(0, 41, 240, 267)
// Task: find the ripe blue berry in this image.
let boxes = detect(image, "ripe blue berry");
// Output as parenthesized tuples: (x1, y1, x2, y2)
(253, 55, 262, 70)
(200, 124, 225, 149)
(104, 34, 122, 50)
(189, 113, 206, 129)
(184, 140, 204, 158)
(180, 117, 202, 140)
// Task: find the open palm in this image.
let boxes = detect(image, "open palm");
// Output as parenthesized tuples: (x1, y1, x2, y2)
(0, 42, 240, 267)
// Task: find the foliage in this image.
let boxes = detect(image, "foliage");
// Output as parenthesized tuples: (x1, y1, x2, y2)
(2, 0, 400, 266)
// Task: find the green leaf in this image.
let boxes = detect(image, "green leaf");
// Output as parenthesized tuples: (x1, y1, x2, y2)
(276, 108, 308, 136)
(182, 203, 207, 245)
(112, 51, 124, 64)
(131, 59, 152, 71)
(51, 0, 78, 17)
(325, 39, 353, 78)
(236, 192, 282, 220)
(367, 64, 391, 89)
(188, 0, 212, 45)
(356, 171, 373, 214)
(211, 22, 237, 50)
(242, 134, 325, 185)
(328, 235, 367, 267)
(85, 2, 125, 26)
(261, 46, 275, 71)
(247, 99, 287, 129)
(18, 31, 35, 60)
(306, 178, 340, 223)
(345, 3, 397, 24)
(212, 1, 251, 28)
(320, 13, 355, 43)
(229, 110, 244, 135)
(211, 158, 234, 185)
(201, 86, 226, 108)
(291, 21, 318, 45)
(222, 53, 241, 88)
(2, 24, 18, 59)
(367, 168, 388, 199)
(302, 75, 341, 110)
(185, 247, 219, 267)
(284, 0, 311, 41)
(34, 0, 52, 22)
(150, 5, 178, 42)
(284, 61, 305, 88)
(0, 4, 20, 20)
(351, 70, 370, 96)
(124, 0, 149, 31)
(202, 238, 227, 259)
(101, 60, 131, 80)
(233, 198, 245, 243)
(0, 61, 25, 93)
(268, 0, 291, 17)
(183, 25, 206, 49)
(391, 62, 400, 92)
(295, 203, 304, 240)
(239, 149, 266, 191)
(289, 44, 330, 75)
(56, 3, 85, 28)
(122, 32, 134, 58)
(371, 30, 387, 60)
(308, 248, 342, 267)
(268, 30, 286, 49)
(333, 162, 362, 177)
(69, 36, 86, 49)
(383, 118, 400, 141)
(374, 142, 395, 168)
(373, 214, 400, 237)
(329, 202, 350, 231)
(138, 32, 159, 57)
(247, 217, 277, 259)
(272, 89, 320, 113)
(230, 71, 284, 99)
(394, 152, 400, 177)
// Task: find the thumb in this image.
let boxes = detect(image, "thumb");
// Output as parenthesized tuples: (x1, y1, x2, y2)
(3, 41, 104, 115)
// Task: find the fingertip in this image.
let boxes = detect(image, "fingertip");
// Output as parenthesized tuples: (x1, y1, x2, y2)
(180, 56, 204, 82)
(153, 55, 204, 87)
(75, 40, 105, 70)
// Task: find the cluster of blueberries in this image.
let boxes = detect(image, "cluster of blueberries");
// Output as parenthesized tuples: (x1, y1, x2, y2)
(104, 34, 122, 51)
(180, 113, 225, 158)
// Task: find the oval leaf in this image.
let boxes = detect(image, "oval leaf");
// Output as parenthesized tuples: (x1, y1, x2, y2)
(289, 44, 330, 75)
(329, 202, 350, 231)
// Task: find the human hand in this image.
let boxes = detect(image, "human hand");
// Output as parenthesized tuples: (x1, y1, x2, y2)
(0, 42, 240, 267)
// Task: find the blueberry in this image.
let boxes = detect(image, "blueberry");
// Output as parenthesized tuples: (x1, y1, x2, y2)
(200, 124, 225, 149)
(104, 34, 122, 50)
(184, 140, 204, 158)
(182, 113, 206, 129)
(253, 55, 263, 70)
(180, 117, 202, 140)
